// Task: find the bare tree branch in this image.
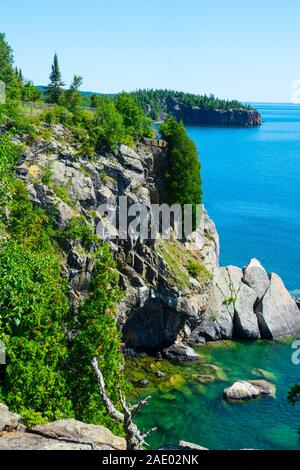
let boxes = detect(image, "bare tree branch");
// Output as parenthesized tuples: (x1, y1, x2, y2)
(91, 357, 124, 424)
(92, 356, 157, 450)
(130, 396, 151, 419)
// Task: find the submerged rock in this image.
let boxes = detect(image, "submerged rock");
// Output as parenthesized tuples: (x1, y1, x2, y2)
(224, 380, 276, 400)
(200, 364, 227, 381)
(192, 374, 215, 384)
(251, 368, 276, 382)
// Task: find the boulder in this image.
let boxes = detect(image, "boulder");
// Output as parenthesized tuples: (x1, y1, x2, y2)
(256, 273, 300, 339)
(0, 404, 21, 432)
(233, 282, 260, 339)
(138, 379, 150, 387)
(243, 259, 270, 301)
(31, 419, 126, 450)
(0, 432, 94, 450)
(224, 380, 276, 400)
(163, 342, 199, 363)
(193, 266, 243, 342)
(156, 371, 165, 378)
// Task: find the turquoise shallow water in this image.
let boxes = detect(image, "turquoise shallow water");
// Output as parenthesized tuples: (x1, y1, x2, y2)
(186, 103, 300, 294)
(129, 339, 300, 450)
(139, 105, 300, 449)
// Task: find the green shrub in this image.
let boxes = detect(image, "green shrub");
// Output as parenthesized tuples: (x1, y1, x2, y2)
(67, 243, 126, 434)
(58, 216, 98, 248)
(116, 92, 151, 140)
(0, 135, 126, 433)
(42, 162, 53, 185)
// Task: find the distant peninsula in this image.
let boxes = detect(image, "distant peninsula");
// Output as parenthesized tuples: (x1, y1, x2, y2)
(131, 89, 262, 127)
(36, 86, 262, 127)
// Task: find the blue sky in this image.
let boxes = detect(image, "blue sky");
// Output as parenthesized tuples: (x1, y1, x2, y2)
(1, 0, 300, 102)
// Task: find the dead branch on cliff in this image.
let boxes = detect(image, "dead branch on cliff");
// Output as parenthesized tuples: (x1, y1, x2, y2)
(92, 356, 157, 450)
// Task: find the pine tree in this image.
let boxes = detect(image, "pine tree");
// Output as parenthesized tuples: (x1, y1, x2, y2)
(0, 33, 14, 85)
(18, 69, 23, 83)
(45, 53, 65, 104)
(159, 118, 202, 232)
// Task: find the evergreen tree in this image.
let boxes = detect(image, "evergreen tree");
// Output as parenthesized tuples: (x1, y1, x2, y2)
(0, 33, 22, 99)
(0, 33, 14, 86)
(18, 69, 23, 83)
(45, 53, 65, 104)
(159, 118, 202, 231)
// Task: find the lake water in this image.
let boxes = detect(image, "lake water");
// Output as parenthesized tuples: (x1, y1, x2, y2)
(128, 339, 300, 450)
(132, 104, 300, 449)
(186, 103, 300, 295)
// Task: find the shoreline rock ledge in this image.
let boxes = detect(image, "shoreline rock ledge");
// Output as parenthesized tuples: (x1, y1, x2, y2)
(0, 404, 126, 450)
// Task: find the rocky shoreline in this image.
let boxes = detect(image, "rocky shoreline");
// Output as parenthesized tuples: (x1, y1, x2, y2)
(12, 124, 300, 363)
(169, 102, 262, 127)
(154, 97, 262, 127)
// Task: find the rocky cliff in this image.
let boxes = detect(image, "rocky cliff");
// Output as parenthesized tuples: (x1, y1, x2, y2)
(160, 98, 262, 127)
(13, 124, 299, 361)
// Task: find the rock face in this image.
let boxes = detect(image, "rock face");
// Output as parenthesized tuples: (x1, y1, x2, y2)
(191, 259, 300, 344)
(256, 273, 300, 339)
(0, 409, 126, 450)
(243, 259, 270, 301)
(13, 124, 300, 356)
(224, 380, 276, 400)
(165, 99, 262, 127)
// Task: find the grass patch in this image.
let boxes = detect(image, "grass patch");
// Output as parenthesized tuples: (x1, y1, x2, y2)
(53, 184, 76, 208)
(156, 239, 212, 290)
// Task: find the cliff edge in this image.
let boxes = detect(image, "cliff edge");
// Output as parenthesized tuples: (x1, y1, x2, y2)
(13, 125, 299, 361)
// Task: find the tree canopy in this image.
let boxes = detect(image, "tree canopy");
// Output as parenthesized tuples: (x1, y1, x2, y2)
(45, 53, 65, 104)
(160, 118, 202, 231)
(131, 89, 252, 120)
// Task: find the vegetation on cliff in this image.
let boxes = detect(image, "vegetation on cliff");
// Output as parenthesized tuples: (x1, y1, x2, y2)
(159, 117, 202, 231)
(131, 89, 253, 120)
(0, 125, 127, 431)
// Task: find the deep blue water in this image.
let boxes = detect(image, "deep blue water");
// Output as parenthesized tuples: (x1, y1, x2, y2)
(137, 105, 300, 449)
(186, 103, 300, 295)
